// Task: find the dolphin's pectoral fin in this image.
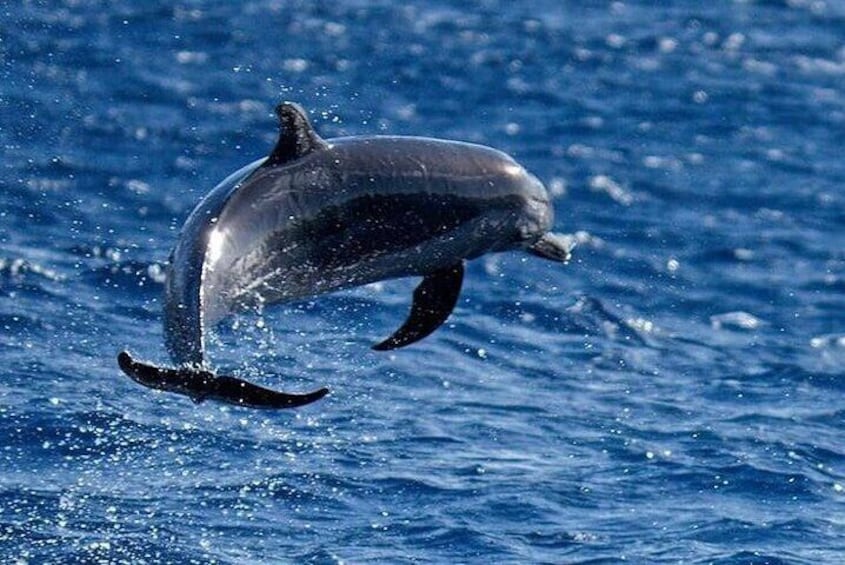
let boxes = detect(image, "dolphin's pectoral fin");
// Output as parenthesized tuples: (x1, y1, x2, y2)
(117, 351, 328, 409)
(527, 232, 575, 263)
(372, 262, 465, 351)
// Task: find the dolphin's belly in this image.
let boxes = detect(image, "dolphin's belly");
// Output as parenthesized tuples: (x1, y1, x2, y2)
(205, 191, 523, 317)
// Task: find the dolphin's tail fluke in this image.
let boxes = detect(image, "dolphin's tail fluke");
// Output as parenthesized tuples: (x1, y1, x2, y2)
(117, 351, 328, 409)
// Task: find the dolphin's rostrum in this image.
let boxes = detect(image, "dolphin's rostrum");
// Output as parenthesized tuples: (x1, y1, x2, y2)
(118, 102, 572, 409)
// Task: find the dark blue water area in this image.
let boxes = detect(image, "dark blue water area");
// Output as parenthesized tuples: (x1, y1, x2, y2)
(2, 0, 845, 562)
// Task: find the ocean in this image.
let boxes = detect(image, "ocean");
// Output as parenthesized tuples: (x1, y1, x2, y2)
(1, 0, 844, 562)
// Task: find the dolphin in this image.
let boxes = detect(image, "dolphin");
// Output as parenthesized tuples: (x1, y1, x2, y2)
(118, 102, 572, 409)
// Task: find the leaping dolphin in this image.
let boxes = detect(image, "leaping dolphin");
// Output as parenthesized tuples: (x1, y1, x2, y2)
(118, 102, 572, 409)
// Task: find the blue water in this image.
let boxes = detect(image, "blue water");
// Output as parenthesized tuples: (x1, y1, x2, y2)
(2, 0, 844, 562)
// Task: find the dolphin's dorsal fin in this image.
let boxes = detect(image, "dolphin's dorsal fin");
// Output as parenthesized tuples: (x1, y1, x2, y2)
(266, 102, 328, 166)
